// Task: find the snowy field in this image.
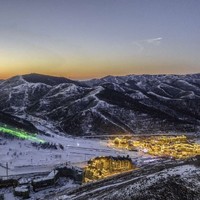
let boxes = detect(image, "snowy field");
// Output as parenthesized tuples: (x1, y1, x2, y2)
(0, 132, 141, 177)
(1, 131, 199, 177)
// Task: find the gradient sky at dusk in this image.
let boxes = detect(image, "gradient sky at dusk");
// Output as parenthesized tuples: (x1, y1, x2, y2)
(0, 0, 200, 79)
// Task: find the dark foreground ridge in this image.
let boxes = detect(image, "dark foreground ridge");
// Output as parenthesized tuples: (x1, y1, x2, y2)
(44, 157, 200, 200)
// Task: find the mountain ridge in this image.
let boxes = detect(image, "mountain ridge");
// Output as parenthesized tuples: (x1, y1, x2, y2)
(0, 73, 199, 136)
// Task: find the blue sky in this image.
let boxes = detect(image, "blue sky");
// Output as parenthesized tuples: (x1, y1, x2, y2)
(0, 0, 200, 79)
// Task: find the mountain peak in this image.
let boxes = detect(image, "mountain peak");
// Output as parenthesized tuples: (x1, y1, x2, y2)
(20, 73, 86, 87)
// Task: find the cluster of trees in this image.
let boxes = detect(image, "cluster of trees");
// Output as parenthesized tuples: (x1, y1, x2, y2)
(31, 142, 64, 150)
(0, 131, 16, 140)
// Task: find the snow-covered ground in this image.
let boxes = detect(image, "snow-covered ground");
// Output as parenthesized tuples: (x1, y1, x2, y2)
(30, 178, 78, 200)
(0, 133, 141, 177)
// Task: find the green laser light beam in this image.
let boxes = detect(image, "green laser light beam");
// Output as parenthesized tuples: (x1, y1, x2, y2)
(0, 126, 45, 143)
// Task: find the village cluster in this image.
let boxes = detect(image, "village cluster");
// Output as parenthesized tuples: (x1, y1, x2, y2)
(111, 135, 200, 159)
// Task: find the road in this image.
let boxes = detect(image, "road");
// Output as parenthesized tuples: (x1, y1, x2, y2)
(0, 163, 56, 177)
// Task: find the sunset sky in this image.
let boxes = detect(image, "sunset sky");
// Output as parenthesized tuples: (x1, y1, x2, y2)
(0, 0, 200, 80)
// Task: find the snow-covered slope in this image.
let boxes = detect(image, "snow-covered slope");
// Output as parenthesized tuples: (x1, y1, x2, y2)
(0, 73, 200, 135)
(0, 132, 129, 176)
(55, 159, 200, 200)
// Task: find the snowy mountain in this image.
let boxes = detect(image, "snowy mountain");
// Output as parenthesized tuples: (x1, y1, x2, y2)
(0, 73, 200, 135)
(0, 111, 39, 133)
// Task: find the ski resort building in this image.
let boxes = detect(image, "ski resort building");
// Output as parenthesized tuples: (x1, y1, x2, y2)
(83, 156, 135, 183)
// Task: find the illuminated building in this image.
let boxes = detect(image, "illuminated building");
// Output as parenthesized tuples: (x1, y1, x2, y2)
(111, 135, 200, 159)
(83, 156, 135, 183)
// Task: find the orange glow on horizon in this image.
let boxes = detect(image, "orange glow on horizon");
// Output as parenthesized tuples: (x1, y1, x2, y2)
(1, 67, 199, 81)
(0, 58, 199, 80)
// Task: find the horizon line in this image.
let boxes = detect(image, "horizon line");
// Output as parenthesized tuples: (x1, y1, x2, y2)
(1, 72, 200, 81)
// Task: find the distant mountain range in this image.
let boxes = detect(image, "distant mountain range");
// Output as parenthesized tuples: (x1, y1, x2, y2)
(0, 73, 200, 136)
